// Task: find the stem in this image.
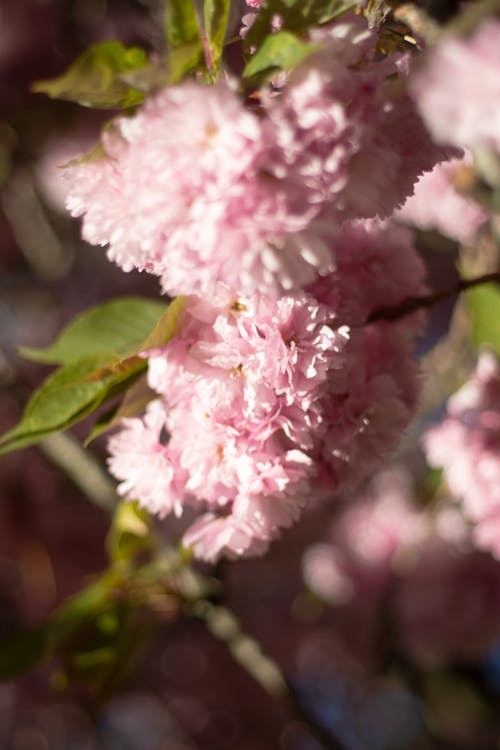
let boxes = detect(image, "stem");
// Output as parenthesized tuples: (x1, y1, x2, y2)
(40, 432, 117, 512)
(367, 270, 500, 324)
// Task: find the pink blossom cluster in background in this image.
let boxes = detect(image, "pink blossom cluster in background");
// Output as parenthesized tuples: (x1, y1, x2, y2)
(410, 19, 500, 154)
(303, 464, 500, 663)
(424, 351, 500, 560)
(64, 10, 474, 561)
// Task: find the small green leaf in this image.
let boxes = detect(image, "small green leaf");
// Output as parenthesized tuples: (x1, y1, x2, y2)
(80, 294, 185, 383)
(244, 0, 355, 55)
(204, 0, 231, 74)
(20, 297, 167, 365)
(0, 628, 48, 681)
(138, 295, 185, 351)
(467, 282, 500, 355)
(3, 298, 185, 454)
(244, 31, 318, 79)
(32, 41, 148, 109)
(51, 573, 120, 642)
(164, 0, 205, 81)
(0, 354, 144, 455)
(107, 502, 152, 563)
(85, 376, 156, 444)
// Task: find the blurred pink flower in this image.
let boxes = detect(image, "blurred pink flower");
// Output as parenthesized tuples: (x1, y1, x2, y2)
(410, 19, 500, 151)
(424, 352, 500, 559)
(303, 466, 424, 603)
(396, 157, 487, 243)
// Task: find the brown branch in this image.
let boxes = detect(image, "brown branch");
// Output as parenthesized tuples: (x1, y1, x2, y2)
(367, 270, 500, 324)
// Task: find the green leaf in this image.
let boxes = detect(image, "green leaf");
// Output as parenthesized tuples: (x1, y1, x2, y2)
(79, 294, 185, 384)
(164, 0, 205, 82)
(0, 354, 144, 455)
(107, 501, 152, 563)
(137, 294, 185, 351)
(244, 31, 318, 80)
(204, 0, 231, 74)
(51, 573, 121, 645)
(20, 297, 167, 365)
(85, 376, 156, 444)
(244, 0, 356, 55)
(2, 297, 185, 455)
(32, 42, 149, 109)
(467, 282, 500, 355)
(0, 628, 48, 681)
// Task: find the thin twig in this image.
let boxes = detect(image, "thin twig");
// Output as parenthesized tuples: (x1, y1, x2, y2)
(39, 432, 117, 512)
(367, 270, 500, 323)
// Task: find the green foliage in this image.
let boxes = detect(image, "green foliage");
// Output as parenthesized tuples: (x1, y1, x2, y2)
(1, 297, 185, 455)
(0, 571, 152, 695)
(0, 540, 185, 689)
(204, 0, 232, 74)
(32, 42, 149, 109)
(20, 297, 167, 365)
(0, 353, 144, 455)
(243, 30, 319, 80)
(467, 282, 500, 355)
(244, 0, 356, 59)
(164, 0, 205, 82)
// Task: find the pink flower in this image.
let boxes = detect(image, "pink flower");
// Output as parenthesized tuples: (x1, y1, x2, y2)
(308, 218, 427, 326)
(65, 14, 446, 300)
(107, 214, 426, 561)
(265, 15, 449, 222)
(107, 399, 185, 517)
(396, 157, 487, 243)
(108, 291, 342, 560)
(316, 323, 422, 490)
(410, 19, 500, 151)
(65, 79, 335, 298)
(424, 352, 500, 559)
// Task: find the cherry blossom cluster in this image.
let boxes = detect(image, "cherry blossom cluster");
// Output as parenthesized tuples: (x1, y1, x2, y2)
(108, 220, 425, 561)
(64, 10, 449, 560)
(410, 18, 500, 156)
(65, 14, 446, 299)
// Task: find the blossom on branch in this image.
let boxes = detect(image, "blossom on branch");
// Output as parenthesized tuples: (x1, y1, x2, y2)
(410, 19, 500, 152)
(108, 220, 425, 561)
(65, 13, 445, 299)
(424, 352, 500, 560)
